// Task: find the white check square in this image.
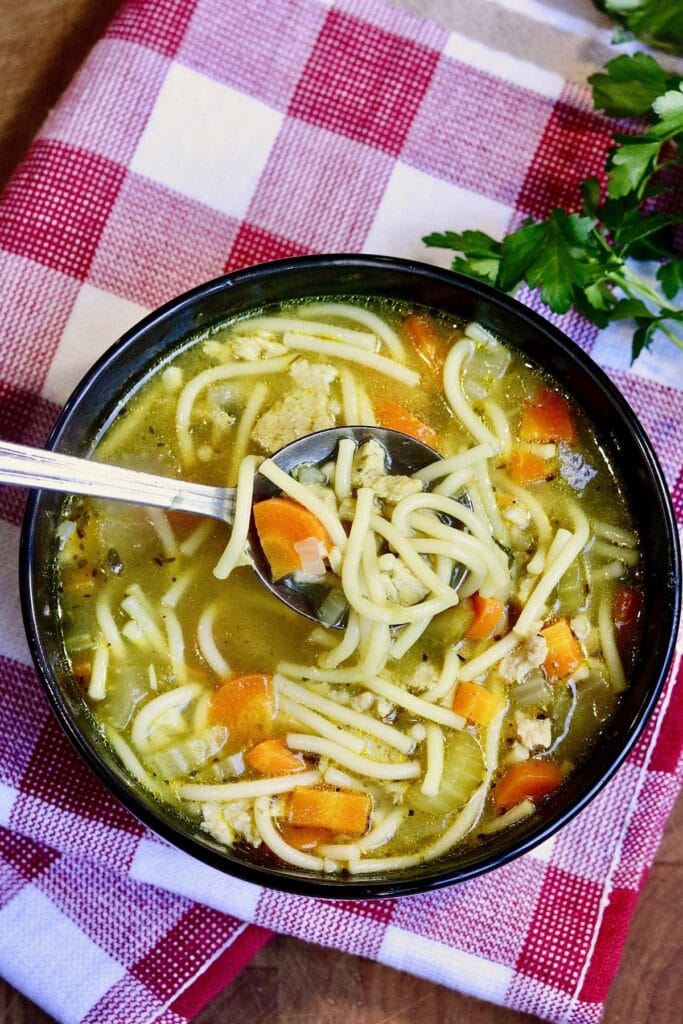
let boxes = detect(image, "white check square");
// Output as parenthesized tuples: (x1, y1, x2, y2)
(41, 283, 149, 405)
(131, 62, 283, 218)
(363, 162, 513, 267)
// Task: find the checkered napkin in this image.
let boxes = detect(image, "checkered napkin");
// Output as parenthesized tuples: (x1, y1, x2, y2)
(0, 0, 681, 1021)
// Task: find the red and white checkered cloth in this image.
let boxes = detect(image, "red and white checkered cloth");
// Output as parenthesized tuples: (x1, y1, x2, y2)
(0, 1, 681, 1021)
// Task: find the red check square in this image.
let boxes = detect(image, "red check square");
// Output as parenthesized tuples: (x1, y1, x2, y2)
(289, 10, 439, 156)
(106, 0, 198, 58)
(0, 141, 125, 282)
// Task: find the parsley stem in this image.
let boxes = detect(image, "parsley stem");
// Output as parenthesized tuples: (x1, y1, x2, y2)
(608, 265, 680, 314)
(659, 323, 683, 352)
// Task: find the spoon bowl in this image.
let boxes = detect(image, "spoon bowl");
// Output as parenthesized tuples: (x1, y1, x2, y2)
(0, 426, 443, 625)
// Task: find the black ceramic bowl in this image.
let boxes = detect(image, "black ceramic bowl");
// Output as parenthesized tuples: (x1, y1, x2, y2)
(20, 255, 681, 899)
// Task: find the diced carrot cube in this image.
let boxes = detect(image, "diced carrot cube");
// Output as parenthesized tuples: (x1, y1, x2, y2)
(466, 594, 505, 640)
(453, 681, 502, 726)
(245, 738, 307, 776)
(509, 449, 553, 484)
(520, 389, 576, 443)
(541, 619, 583, 679)
(277, 825, 332, 851)
(374, 397, 438, 449)
(494, 759, 563, 811)
(404, 313, 449, 382)
(289, 787, 372, 836)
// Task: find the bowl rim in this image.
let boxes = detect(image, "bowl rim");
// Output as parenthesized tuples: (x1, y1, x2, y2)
(19, 253, 682, 899)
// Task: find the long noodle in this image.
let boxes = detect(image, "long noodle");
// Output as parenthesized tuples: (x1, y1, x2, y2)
(282, 332, 419, 386)
(297, 302, 406, 358)
(228, 382, 268, 486)
(197, 604, 230, 678)
(285, 733, 420, 780)
(443, 339, 500, 450)
(213, 455, 258, 579)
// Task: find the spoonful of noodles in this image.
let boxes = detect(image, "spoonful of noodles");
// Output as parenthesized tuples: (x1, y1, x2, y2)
(0, 427, 474, 627)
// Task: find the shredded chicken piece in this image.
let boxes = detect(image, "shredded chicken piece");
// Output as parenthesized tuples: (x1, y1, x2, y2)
(372, 474, 423, 503)
(514, 711, 552, 750)
(351, 439, 386, 488)
(201, 800, 261, 848)
(500, 632, 547, 684)
(377, 553, 429, 606)
(252, 360, 339, 453)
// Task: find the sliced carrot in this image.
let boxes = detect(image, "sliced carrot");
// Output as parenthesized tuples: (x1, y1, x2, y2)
(277, 824, 332, 851)
(289, 786, 372, 836)
(374, 397, 438, 449)
(404, 313, 448, 382)
(452, 681, 502, 727)
(62, 566, 97, 598)
(245, 738, 307, 776)
(520, 389, 576, 443)
(509, 449, 554, 484)
(253, 498, 330, 581)
(541, 618, 583, 679)
(209, 673, 275, 748)
(494, 759, 563, 812)
(70, 659, 92, 684)
(466, 593, 505, 640)
(165, 509, 201, 538)
(613, 586, 643, 662)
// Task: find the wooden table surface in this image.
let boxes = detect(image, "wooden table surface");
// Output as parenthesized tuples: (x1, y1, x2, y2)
(0, 2, 681, 1022)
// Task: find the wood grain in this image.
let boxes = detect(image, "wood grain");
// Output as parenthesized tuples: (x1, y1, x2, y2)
(0, 2, 681, 1022)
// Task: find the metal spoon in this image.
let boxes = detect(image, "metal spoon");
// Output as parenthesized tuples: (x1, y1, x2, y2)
(0, 427, 444, 625)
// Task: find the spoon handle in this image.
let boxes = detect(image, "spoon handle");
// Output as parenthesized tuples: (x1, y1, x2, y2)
(0, 440, 235, 524)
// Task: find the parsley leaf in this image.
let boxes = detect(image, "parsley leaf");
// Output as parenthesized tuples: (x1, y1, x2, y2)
(589, 54, 681, 117)
(499, 212, 599, 312)
(592, 1, 683, 54)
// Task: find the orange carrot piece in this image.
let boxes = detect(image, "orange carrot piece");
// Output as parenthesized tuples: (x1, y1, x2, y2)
(63, 567, 97, 598)
(496, 492, 515, 509)
(509, 449, 553, 484)
(374, 397, 438, 449)
(253, 498, 330, 581)
(613, 586, 643, 662)
(70, 659, 92, 684)
(165, 509, 201, 538)
(289, 787, 372, 836)
(520, 389, 576, 443)
(245, 738, 307, 776)
(277, 825, 332, 851)
(466, 593, 505, 640)
(452, 681, 502, 727)
(209, 673, 275, 748)
(494, 759, 563, 812)
(404, 313, 448, 382)
(541, 619, 583, 679)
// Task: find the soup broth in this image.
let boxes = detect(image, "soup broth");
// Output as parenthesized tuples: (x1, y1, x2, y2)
(56, 298, 642, 875)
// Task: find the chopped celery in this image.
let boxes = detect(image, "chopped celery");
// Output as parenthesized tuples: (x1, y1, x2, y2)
(146, 724, 228, 780)
(557, 557, 588, 615)
(407, 729, 485, 814)
(425, 603, 474, 643)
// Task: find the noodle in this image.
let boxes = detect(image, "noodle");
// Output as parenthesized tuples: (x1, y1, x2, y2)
(286, 733, 420, 780)
(175, 355, 292, 466)
(197, 604, 230, 678)
(443, 339, 500, 450)
(213, 455, 259, 579)
(282, 332, 419, 386)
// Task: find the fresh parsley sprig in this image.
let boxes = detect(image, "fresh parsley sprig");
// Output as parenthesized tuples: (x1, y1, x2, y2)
(591, 1, 683, 54)
(424, 54, 683, 362)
